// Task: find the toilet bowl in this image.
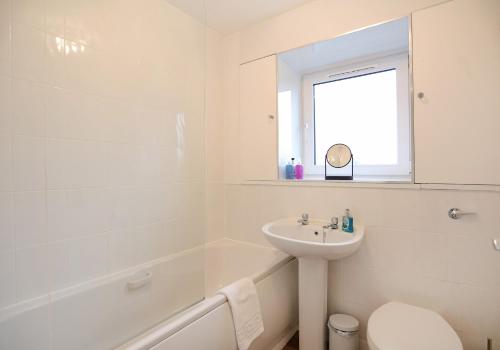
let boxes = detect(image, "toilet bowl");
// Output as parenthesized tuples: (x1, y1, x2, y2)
(367, 302, 462, 350)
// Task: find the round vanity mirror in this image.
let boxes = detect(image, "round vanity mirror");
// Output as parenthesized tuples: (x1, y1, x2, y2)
(326, 144, 352, 168)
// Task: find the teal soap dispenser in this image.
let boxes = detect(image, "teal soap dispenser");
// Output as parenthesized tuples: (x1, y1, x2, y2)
(342, 209, 354, 233)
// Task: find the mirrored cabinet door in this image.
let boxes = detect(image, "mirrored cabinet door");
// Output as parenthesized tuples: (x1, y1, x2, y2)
(413, 0, 500, 185)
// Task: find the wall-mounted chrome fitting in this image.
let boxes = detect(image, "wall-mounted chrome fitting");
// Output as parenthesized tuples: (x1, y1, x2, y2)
(492, 239, 500, 252)
(447, 208, 475, 220)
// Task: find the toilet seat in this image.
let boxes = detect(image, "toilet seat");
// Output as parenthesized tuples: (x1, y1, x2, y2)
(367, 302, 462, 350)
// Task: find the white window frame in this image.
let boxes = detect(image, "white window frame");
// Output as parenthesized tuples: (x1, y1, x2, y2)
(302, 52, 411, 177)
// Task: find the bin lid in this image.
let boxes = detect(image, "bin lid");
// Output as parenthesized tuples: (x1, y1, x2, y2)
(329, 314, 359, 332)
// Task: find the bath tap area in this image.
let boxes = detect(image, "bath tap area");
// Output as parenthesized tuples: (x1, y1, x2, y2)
(0, 0, 499, 349)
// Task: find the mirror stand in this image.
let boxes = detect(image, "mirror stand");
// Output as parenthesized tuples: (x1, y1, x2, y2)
(324, 143, 354, 180)
(324, 156, 353, 180)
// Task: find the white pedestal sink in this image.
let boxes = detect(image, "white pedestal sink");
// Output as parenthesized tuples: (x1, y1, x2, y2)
(262, 218, 364, 350)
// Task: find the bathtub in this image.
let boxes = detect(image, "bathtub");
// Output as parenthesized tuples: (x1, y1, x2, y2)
(0, 239, 297, 350)
(118, 239, 299, 350)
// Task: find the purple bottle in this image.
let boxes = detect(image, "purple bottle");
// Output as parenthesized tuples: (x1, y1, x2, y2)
(294, 161, 304, 180)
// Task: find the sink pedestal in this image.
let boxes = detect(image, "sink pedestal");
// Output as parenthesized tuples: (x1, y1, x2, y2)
(262, 218, 364, 350)
(298, 258, 328, 350)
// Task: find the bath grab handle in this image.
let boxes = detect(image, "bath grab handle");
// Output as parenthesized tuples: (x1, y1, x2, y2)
(447, 208, 475, 220)
(127, 271, 152, 290)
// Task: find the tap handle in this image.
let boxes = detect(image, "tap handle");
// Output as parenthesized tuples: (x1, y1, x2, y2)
(448, 208, 475, 220)
(302, 213, 309, 220)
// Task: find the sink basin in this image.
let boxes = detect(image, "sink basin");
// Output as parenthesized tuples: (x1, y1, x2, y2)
(262, 217, 364, 260)
(262, 217, 365, 350)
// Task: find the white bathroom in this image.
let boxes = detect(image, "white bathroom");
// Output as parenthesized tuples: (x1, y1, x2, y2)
(0, 0, 498, 349)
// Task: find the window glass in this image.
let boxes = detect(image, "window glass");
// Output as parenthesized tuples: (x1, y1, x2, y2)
(313, 69, 398, 166)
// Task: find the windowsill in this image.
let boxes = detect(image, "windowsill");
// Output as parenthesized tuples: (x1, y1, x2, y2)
(241, 175, 417, 189)
(237, 177, 500, 192)
(299, 174, 412, 183)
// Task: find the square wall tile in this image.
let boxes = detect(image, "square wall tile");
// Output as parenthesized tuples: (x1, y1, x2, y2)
(66, 235, 108, 284)
(0, 76, 12, 131)
(0, 192, 14, 252)
(343, 226, 417, 275)
(14, 191, 47, 249)
(46, 33, 65, 87)
(48, 241, 69, 291)
(47, 189, 112, 242)
(414, 231, 448, 280)
(109, 188, 141, 231)
(105, 143, 139, 188)
(46, 139, 107, 189)
(342, 226, 378, 271)
(0, 252, 15, 308)
(340, 265, 387, 308)
(451, 283, 500, 336)
(12, 25, 46, 83)
(12, 79, 46, 136)
(176, 181, 204, 220)
(50, 235, 109, 289)
(361, 188, 420, 230)
(46, 88, 110, 141)
(63, 41, 103, 94)
(15, 245, 49, 301)
(45, 0, 64, 37)
(0, 132, 13, 191)
(99, 98, 136, 143)
(46, 87, 82, 139)
(12, 0, 45, 31)
(12, 135, 45, 191)
(0, 0, 11, 77)
(446, 232, 500, 288)
(206, 183, 225, 242)
(134, 145, 164, 187)
(108, 229, 137, 272)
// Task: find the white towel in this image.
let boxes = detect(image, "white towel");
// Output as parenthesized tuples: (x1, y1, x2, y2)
(218, 278, 264, 350)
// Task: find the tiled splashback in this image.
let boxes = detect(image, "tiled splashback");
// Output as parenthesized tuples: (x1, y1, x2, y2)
(0, 0, 206, 312)
(224, 184, 500, 349)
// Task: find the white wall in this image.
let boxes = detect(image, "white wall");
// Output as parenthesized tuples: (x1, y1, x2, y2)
(0, 0, 207, 347)
(238, 0, 446, 63)
(218, 0, 500, 349)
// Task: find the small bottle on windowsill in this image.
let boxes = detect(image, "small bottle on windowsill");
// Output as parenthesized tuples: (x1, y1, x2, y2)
(285, 158, 295, 179)
(294, 160, 304, 180)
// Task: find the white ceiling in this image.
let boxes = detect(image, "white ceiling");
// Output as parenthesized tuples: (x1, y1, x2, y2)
(166, 0, 316, 34)
(279, 18, 409, 74)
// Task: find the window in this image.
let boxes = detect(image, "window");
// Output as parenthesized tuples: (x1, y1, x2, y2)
(302, 53, 411, 178)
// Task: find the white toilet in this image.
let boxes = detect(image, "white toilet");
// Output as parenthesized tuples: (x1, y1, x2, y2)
(367, 302, 463, 350)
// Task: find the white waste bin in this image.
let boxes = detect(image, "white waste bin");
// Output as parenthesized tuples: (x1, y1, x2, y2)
(328, 314, 359, 350)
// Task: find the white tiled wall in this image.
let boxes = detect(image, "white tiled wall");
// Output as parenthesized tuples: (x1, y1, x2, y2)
(215, 2, 500, 348)
(0, 0, 206, 342)
(223, 184, 500, 349)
